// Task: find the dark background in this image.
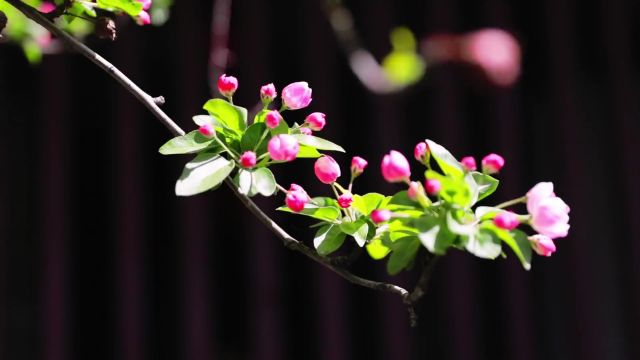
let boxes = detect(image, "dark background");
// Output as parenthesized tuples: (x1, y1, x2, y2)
(1, 0, 639, 359)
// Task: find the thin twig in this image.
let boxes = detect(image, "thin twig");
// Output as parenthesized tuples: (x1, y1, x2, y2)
(403, 254, 439, 327)
(7, 0, 415, 311)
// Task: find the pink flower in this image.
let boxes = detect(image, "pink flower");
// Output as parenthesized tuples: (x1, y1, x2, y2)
(239, 151, 257, 168)
(338, 193, 353, 208)
(314, 155, 341, 184)
(493, 211, 519, 230)
(529, 234, 556, 256)
(260, 83, 277, 104)
(526, 182, 570, 239)
(265, 110, 282, 129)
(371, 209, 392, 224)
(299, 127, 312, 135)
(281, 82, 312, 110)
(407, 181, 422, 201)
(461, 29, 521, 86)
(351, 156, 368, 176)
(460, 156, 477, 171)
(136, 10, 151, 25)
(305, 112, 326, 131)
(286, 183, 310, 213)
(217, 74, 238, 98)
(414, 142, 429, 163)
(482, 153, 505, 174)
(39, 2, 56, 13)
(198, 124, 215, 138)
(268, 134, 299, 162)
(381, 150, 411, 183)
(424, 179, 441, 195)
(138, 0, 152, 10)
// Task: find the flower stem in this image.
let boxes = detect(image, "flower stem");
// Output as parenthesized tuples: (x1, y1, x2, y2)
(495, 196, 527, 209)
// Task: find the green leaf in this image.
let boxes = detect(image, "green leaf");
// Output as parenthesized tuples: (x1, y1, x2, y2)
(253, 109, 269, 124)
(386, 236, 421, 275)
(352, 193, 386, 216)
(159, 131, 218, 155)
(465, 227, 502, 259)
(203, 99, 247, 134)
(250, 167, 276, 196)
(277, 204, 341, 222)
(175, 153, 234, 196)
(296, 145, 322, 158)
(385, 190, 418, 211)
(425, 139, 465, 178)
(366, 238, 391, 260)
(482, 223, 531, 270)
(291, 134, 345, 152)
(314, 224, 347, 256)
(471, 171, 499, 203)
(96, 0, 143, 17)
(416, 216, 455, 255)
(340, 220, 369, 247)
(426, 170, 473, 207)
(234, 169, 252, 195)
(241, 122, 267, 152)
(475, 206, 503, 220)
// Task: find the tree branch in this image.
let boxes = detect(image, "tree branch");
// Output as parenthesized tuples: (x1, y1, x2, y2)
(6, 0, 419, 318)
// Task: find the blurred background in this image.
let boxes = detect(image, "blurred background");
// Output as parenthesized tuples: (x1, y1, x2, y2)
(1, 0, 639, 359)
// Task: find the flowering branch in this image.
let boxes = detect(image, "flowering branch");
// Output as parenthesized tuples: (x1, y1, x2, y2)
(4, 0, 421, 324)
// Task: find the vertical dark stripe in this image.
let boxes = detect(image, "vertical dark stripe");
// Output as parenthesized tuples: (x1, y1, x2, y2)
(41, 58, 69, 360)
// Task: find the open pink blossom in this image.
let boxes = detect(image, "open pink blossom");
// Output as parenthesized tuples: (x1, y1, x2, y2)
(281, 82, 312, 110)
(268, 134, 299, 162)
(493, 211, 519, 230)
(381, 150, 411, 183)
(239, 151, 256, 169)
(265, 110, 282, 129)
(414, 142, 429, 163)
(305, 112, 326, 131)
(482, 153, 505, 174)
(217, 74, 238, 98)
(529, 234, 556, 256)
(286, 184, 310, 213)
(460, 156, 477, 171)
(198, 124, 215, 138)
(338, 193, 353, 208)
(371, 209, 392, 224)
(425, 179, 441, 195)
(260, 83, 277, 103)
(314, 155, 341, 184)
(526, 182, 570, 239)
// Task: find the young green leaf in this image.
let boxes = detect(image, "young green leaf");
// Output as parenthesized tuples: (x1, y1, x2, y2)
(464, 227, 502, 259)
(340, 220, 369, 247)
(291, 134, 345, 152)
(97, 0, 143, 17)
(482, 223, 531, 270)
(471, 171, 499, 203)
(250, 167, 277, 196)
(314, 224, 347, 256)
(159, 131, 219, 155)
(425, 139, 465, 178)
(415, 216, 455, 255)
(175, 153, 234, 196)
(203, 98, 247, 134)
(277, 205, 341, 222)
(234, 169, 253, 195)
(352, 193, 386, 216)
(386, 236, 421, 275)
(296, 145, 322, 158)
(366, 237, 391, 260)
(241, 122, 267, 152)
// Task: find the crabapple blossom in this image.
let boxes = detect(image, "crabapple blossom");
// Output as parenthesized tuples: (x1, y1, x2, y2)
(265, 110, 282, 129)
(217, 74, 238, 98)
(381, 150, 411, 183)
(414, 142, 429, 163)
(493, 211, 519, 230)
(482, 153, 505, 174)
(198, 124, 215, 138)
(351, 156, 368, 177)
(460, 156, 477, 171)
(305, 112, 326, 131)
(281, 82, 312, 110)
(314, 156, 341, 184)
(425, 179, 441, 195)
(268, 134, 299, 162)
(526, 182, 570, 239)
(299, 127, 312, 135)
(338, 193, 353, 208)
(286, 184, 310, 213)
(371, 209, 392, 224)
(239, 151, 257, 169)
(260, 83, 277, 104)
(529, 234, 556, 256)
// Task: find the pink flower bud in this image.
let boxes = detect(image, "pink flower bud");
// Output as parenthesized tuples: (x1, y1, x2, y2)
(338, 193, 353, 208)
(138, 0, 152, 10)
(482, 153, 505, 174)
(198, 124, 215, 138)
(260, 83, 277, 104)
(414, 142, 429, 163)
(299, 127, 312, 135)
(305, 112, 326, 131)
(527, 182, 570, 239)
(268, 134, 299, 162)
(136, 10, 151, 25)
(265, 110, 282, 129)
(493, 211, 520, 230)
(381, 150, 411, 183)
(281, 81, 312, 110)
(529, 234, 556, 257)
(217, 74, 238, 98)
(239, 151, 257, 169)
(39, 2, 56, 13)
(424, 179, 441, 195)
(407, 181, 423, 201)
(285, 183, 310, 213)
(371, 209, 392, 224)
(351, 156, 368, 176)
(460, 156, 477, 171)
(314, 155, 341, 184)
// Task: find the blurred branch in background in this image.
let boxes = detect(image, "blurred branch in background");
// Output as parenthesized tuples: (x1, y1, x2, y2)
(323, 0, 521, 91)
(208, 0, 232, 96)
